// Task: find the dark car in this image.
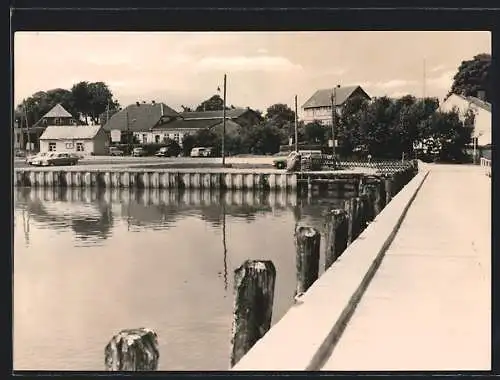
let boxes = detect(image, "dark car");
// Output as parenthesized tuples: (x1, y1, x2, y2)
(31, 152, 79, 166)
(155, 146, 179, 157)
(109, 146, 124, 156)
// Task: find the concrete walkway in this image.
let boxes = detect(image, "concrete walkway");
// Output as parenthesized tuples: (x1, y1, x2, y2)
(322, 164, 491, 371)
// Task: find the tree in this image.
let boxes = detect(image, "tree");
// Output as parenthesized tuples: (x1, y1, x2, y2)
(303, 121, 327, 145)
(71, 81, 119, 124)
(240, 124, 284, 155)
(15, 88, 78, 128)
(265, 103, 295, 129)
(195, 95, 229, 112)
(87, 82, 119, 124)
(417, 108, 473, 162)
(447, 53, 491, 102)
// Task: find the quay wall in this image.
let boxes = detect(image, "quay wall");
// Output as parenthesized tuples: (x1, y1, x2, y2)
(231, 166, 429, 371)
(13, 168, 382, 191)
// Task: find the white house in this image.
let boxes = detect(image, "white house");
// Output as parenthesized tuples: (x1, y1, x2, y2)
(440, 93, 491, 147)
(39, 125, 109, 156)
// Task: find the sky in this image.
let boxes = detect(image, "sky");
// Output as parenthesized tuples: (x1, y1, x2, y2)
(14, 31, 490, 116)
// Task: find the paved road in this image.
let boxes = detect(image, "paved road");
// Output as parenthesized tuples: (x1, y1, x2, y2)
(322, 164, 491, 371)
(14, 156, 276, 169)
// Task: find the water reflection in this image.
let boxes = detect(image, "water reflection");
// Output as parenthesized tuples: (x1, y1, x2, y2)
(14, 187, 350, 371)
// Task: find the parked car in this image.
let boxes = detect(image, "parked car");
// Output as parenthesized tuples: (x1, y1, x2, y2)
(190, 147, 212, 157)
(132, 147, 147, 157)
(155, 146, 178, 157)
(109, 146, 124, 156)
(31, 152, 79, 166)
(26, 152, 49, 165)
(273, 150, 323, 169)
(15, 149, 26, 158)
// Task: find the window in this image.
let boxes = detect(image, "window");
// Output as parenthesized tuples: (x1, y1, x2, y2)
(76, 142, 84, 152)
(16, 133, 20, 143)
(65, 142, 74, 149)
(142, 134, 148, 143)
(49, 142, 56, 151)
(155, 135, 161, 143)
(174, 133, 179, 142)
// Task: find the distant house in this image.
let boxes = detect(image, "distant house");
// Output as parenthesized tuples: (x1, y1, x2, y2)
(102, 101, 179, 144)
(150, 108, 262, 145)
(39, 125, 109, 156)
(302, 85, 371, 125)
(440, 92, 491, 147)
(35, 103, 79, 127)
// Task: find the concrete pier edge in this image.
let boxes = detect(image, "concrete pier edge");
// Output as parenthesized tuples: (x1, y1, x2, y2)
(231, 167, 430, 371)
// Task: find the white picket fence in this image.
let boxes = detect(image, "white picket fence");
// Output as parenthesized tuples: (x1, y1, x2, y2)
(480, 157, 491, 177)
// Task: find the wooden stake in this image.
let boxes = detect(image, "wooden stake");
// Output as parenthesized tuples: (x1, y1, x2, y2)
(384, 175, 393, 206)
(230, 260, 276, 367)
(294, 225, 321, 294)
(104, 328, 159, 371)
(324, 209, 348, 269)
(344, 197, 359, 245)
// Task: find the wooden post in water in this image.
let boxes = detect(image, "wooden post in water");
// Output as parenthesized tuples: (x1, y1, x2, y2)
(361, 184, 377, 222)
(294, 225, 321, 294)
(230, 260, 276, 367)
(384, 175, 393, 206)
(324, 209, 348, 269)
(104, 328, 159, 371)
(357, 194, 369, 233)
(344, 197, 359, 245)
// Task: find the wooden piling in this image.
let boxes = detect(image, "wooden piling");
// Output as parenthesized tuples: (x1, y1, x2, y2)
(294, 225, 321, 294)
(230, 260, 276, 367)
(384, 175, 393, 206)
(324, 209, 348, 269)
(104, 328, 159, 371)
(357, 194, 369, 233)
(344, 197, 359, 245)
(361, 184, 377, 222)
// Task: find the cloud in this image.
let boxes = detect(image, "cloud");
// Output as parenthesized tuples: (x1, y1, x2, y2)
(195, 55, 303, 72)
(427, 70, 455, 89)
(257, 48, 268, 54)
(430, 64, 446, 73)
(377, 79, 418, 89)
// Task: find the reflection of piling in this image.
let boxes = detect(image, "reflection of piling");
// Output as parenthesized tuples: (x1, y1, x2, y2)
(294, 226, 321, 295)
(230, 260, 276, 367)
(104, 328, 159, 371)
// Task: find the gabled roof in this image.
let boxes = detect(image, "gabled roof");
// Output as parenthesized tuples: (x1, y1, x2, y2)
(42, 104, 73, 119)
(445, 94, 491, 113)
(180, 108, 250, 120)
(302, 86, 370, 109)
(40, 125, 103, 140)
(152, 118, 223, 131)
(102, 103, 179, 132)
(465, 95, 491, 113)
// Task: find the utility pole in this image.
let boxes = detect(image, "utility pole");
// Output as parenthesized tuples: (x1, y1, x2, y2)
(222, 74, 227, 166)
(294, 95, 298, 152)
(330, 87, 337, 156)
(126, 108, 130, 155)
(23, 101, 32, 152)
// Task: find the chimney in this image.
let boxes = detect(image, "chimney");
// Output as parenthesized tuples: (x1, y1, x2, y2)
(136, 101, 140, 106)
(152, 100, 156, 105)
(337, 84, 341, 88)
(477, 90, 486, 101)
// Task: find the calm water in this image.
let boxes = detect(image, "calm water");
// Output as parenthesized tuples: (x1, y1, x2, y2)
(13, 187, 346, 371)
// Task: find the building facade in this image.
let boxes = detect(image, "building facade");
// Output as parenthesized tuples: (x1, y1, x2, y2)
(440, 93, 491, 147)
(302, 85, 371, 125)
(148, 108, 262, 146)
(39, 125, 109, 156)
